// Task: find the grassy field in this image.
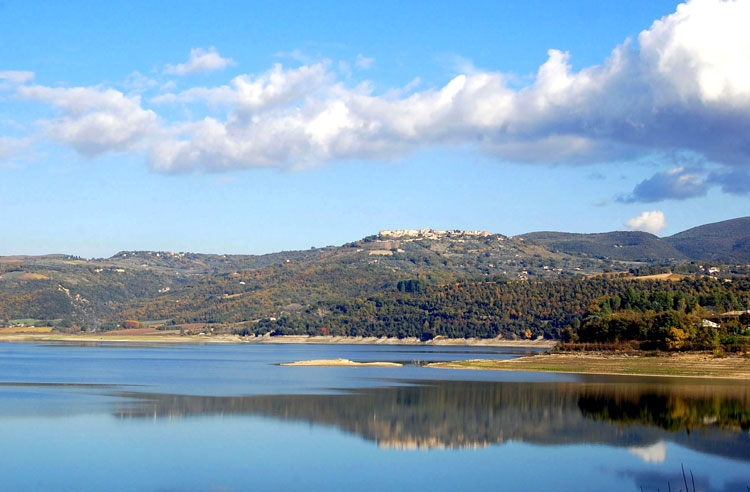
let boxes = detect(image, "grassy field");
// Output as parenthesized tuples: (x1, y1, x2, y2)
(0, 326, 53, 334)
(427, 353, 750, 379)
(631, 272, 686, 281)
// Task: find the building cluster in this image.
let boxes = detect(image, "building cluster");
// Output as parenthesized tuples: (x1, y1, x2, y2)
(379, 229, 491, 240)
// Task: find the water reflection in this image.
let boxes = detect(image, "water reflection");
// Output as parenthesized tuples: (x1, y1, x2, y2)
(577, 384, 750, 432)
(111, 379, 750, 460)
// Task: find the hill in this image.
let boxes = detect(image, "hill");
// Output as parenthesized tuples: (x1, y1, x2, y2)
(517, 230, 685, 262)
(0, 219, 748, 336)
(665, 217, 750, 263)
(518, 217, 750, 264)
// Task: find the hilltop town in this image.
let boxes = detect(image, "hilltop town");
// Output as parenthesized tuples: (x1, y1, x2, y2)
(379, 229, 493, 240)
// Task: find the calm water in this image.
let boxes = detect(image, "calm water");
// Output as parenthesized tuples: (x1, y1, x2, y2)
(0, 343, 748, 491)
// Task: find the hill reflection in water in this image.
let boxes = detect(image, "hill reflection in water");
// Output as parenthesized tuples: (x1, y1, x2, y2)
(112, 379, 750, 460)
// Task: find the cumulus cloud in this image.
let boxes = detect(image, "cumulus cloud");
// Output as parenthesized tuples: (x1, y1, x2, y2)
(639, 0, 750, 105)
(10, 0, 750, 181)
(164, 47, 236, 76)
(625, 210, 667, 234)
(619, 166, 708, 202)
(145, 0, 750, 172)
(17, 85, 158, 156)
(152, 63, 330, 109)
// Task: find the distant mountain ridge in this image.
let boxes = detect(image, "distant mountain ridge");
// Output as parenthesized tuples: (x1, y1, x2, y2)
(518, 217, 750, 263)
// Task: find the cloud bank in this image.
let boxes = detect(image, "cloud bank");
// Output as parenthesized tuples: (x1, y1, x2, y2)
(5, 0, 750, 191)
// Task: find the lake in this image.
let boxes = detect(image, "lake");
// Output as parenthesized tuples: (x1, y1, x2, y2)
(0, 342, 748, 491)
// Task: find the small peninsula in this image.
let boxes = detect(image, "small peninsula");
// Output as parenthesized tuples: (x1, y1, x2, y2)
(280, 359, 403, 367)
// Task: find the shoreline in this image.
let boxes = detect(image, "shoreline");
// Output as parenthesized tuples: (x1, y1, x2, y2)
(0, 333, 557, 348)
(426, 353, 750, 380)
(2, 332, 749, 379)
(248, 334, 556, 348)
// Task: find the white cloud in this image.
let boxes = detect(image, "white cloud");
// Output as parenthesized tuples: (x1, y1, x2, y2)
(625, 210, 667, 234)
(152, 63, 330, 109)
(0, 70, 34, 84)
(164, 47, 236, 76)
(355, 54, 374, 70)
(17, 85, 158, 156)
(639, 0, 750, 104)
(0, 70, 34, 90)
(11, 0, 750, 183)
(627, 441, 667, 463)
(144, 0, 750, 173)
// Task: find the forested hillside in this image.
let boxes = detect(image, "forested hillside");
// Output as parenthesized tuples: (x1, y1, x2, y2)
(665, 217, 750, 263)
(1, 218, 748, 344)
(254, 276, 749, 343)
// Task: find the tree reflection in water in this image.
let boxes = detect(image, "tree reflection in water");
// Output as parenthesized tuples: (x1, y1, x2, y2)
(111, 379, 750, 461)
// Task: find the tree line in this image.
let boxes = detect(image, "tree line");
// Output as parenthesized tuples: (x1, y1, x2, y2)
(241, 276, 750, 346)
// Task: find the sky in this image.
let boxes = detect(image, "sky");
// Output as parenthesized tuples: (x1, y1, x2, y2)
(1, 0, 749, 258)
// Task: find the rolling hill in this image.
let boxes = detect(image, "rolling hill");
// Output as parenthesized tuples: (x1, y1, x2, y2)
(665, 217, 750, 263)
(519, 216, 750, 263)
(517, 230, 685, 262)
(0, 218, 747, 333)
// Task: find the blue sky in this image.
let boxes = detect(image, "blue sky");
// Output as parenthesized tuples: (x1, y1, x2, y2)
(1, 0, 748, 257)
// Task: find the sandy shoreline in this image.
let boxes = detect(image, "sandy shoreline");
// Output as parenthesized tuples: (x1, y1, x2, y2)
(0, 333, 556, 348)
(249, 334, 556, 348)
(3, 332, 748, 379)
